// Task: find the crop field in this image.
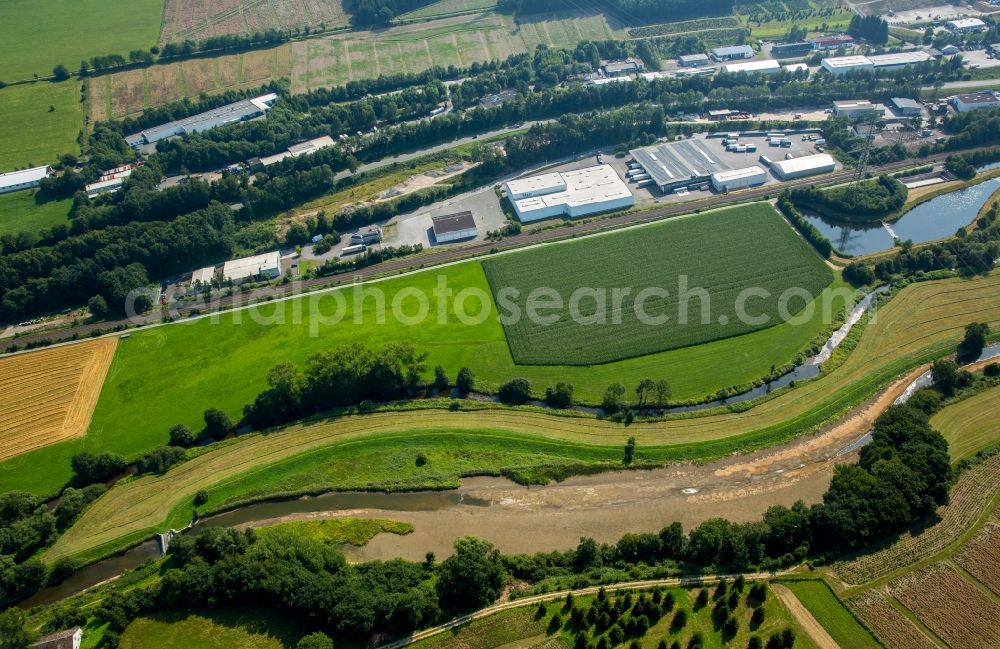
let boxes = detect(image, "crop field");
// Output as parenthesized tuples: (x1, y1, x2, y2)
(0, 192, 72, 237)
(483, 204, 833, 365)
(0, 81, 83, 173)
(930, 384, 1000, 460)
(93, 11, 620, 116)
(954, 522, 1000, 596)
(0, 0, 163, 82)
(160, 0, 350, 44)
(835, 454, 1000, 585)
(400, 0, 498, 20)
(848, 591, 939, 649)
(890, 562, 1000, 648)
(780, 581, 878, 649)
(120, 607, 305, 649)
(0, 338, 117, 462)
(88, 45, 293, 121)
(256, 517, 413, 546)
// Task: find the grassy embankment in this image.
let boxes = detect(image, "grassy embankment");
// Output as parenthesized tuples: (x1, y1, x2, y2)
(1, 202, 845, 494)
(931, 384, 1000, 461)
(256, 517, 414, 546)
(41, 273, 1000, 564)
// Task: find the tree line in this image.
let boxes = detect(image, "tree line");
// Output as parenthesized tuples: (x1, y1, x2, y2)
(788, 174, 908, 221)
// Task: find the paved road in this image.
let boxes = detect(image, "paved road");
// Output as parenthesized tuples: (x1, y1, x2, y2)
(2, 147, 985, 351)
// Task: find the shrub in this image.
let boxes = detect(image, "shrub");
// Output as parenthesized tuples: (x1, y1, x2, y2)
(203, 408, 233, 438)
(193, 490, 209, 506)
(545, 382, 574, 408)
(70, 452, 127, 485)
(498, 378, 532, 405)
(984, 362, 1000, 377)
(168, 424, 197, 447)
(455, 367, 475, 394)
(296, 632, 334, 649)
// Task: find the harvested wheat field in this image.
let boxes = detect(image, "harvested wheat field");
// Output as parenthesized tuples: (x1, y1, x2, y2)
(0, 339, 117, 461)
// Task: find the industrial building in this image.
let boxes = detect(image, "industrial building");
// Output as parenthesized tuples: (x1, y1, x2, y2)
(770, 153, 836, 180)
(678, 53, 710, 67)
(783, 63, 809, 74)
(821, 55, 874, 75)
(431, 211, 478, 243)
(833, 100, 886, 119)
(720, 59, 780, 75)
(125, 93, 279, 148)
(889, 97, 922, 116)
(256, 135, 336, 167)
(710, 166, 767, 192)
(945, 18, 987, 34)
(0, 165, 52, 194)
(504, 165, 634, 222)
(630, 138, 751, 193)
(711, 45, 754, 61)
(222, 251, 281, 282)
(190, 266, 216, 286)
(821, 51, 932, 75)
(811, 34, 854, 50)
(950, 91, 1000, 113)
(603, 58, 644, 76)
(771, 42, 813, 59)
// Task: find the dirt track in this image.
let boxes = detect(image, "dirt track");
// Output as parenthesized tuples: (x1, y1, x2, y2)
(772, 584, 840, 649)
(237, 366, 932, 561)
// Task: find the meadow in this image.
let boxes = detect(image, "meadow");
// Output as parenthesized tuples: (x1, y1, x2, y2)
(39, 272, 1000, 560)
(256, 517, 413, 546)
(482, 204, 833, 365)
(120, 608, 306, 649)
(160, 0, 350, 44)
(0, 0, 163, 82)
(400, 0, 498, 20)
(0, 191, 72, 237)
(930, 384, 1000, 461)
(0, 81, 83, 173)
(780, 581, 878, 649)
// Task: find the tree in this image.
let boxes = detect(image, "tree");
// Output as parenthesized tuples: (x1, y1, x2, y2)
(602, 383, 626, 414)
(436, 537, 506, 612)
(70, 452, 127, 484)
(455, 367, 475, 395)
(750, 606, 765, 626)
(958, 322, 989, 360)
(169, 424, 197, 447)
(193, 490, 209, 506)
(545, 382, 574, 408)
(0, 608, 33, 649)
(203, 408, 233, 438)
(296, 632, 334, 649)
(498, 378, 532, 405)
(843, 262, 875, 287)
(635, 378, 656, 407)
(87, 294, 108, 317)
(653, 380, 671, 407)
(623, 437, 636, 465)
(433, 365, 449, 391)
(930, 359, 962, 395)
(52, 64, 71, 81)
(574, 537, 601, 570)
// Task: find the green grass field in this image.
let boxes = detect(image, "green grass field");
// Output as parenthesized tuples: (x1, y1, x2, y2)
(931, 384, 1000, 461)
(257, 517, 413, 546)
(120, 608, 305, 649)
(0, 81, 82, 172)
(482, 205, 833, 365)
(781, 580, 879, 649)
(40, 273, 1000, 561)
(0, 191, 72, 236)
(0, 0, 163, 82)
(400, 0, 498, 20)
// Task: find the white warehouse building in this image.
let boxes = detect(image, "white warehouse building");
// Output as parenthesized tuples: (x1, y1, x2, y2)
(770, 153, 837, 180)
(821, 55, 874, 75)
(946, 18, 987, 34)
(720, 59, 780, 75)
(711, 166, 767, 192)
(222, 251, 281, 282)
(504, 165, 634, 223)
(0, 165, 52, 194)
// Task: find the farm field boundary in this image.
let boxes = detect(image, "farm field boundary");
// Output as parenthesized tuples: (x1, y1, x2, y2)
(0, 338, 117, 461)
(41, 273, 1000, 562)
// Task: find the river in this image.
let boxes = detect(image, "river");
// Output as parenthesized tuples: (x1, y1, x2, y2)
(799, 175, 1000, 257)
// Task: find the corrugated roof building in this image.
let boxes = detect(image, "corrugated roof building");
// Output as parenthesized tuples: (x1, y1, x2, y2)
(0, 165, 52, 194)
(125, 93, 279, 147)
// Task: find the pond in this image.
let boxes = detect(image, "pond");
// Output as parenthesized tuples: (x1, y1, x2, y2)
(800, 176, 1000, 256)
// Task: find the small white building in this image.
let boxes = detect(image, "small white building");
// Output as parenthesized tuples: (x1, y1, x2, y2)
(711, 45, 754, 61)
(505, 165, 634, 223)
(720, 59, 781, 75)
(678, 53, 710, 67)
(821, 55, 875, 75)
(190, 266, 216, 286)
(950, 91, 1000, 113)
(771, 153, 837, 180)
(945, 18, 987, 34)
(431, 211, 478, 243)
(222, 251, 281, 282)
(833, 99, 886, 119)
(868, 51, 933, 71)
(85, 168, 134, 198)
(31, 627, 82, 649)
(0, 165, 52, 194)
(711, 166, 767, 192)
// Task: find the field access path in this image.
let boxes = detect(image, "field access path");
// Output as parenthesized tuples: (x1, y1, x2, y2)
(3, 147, 982, 353)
